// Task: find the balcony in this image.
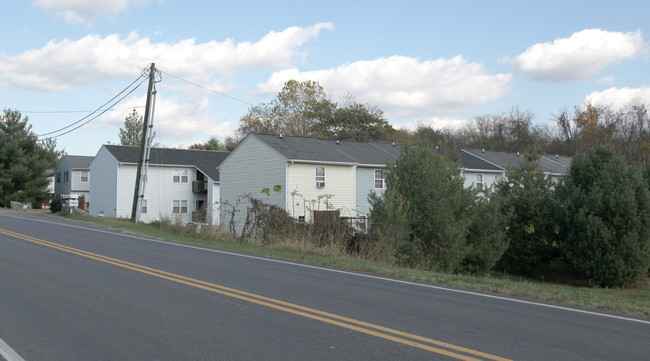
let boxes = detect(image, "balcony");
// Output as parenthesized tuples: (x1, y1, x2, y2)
(192, 180, 207, 193)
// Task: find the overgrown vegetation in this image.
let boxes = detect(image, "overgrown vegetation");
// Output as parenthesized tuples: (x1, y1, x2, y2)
(63, 213, 650, 318)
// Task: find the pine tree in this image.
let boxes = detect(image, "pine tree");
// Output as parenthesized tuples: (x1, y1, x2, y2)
(558, 146, 650, 287)
(0, 109, 59, 207)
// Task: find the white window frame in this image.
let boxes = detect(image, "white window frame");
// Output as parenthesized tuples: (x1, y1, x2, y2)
(141, 199, 148, 214)
(173, 200, 188, 214)
(475, 173, 484, 191)
(173, 169, 189, 183)
(80, 171, 89, 182)
(56, 172, 61, 183)
(374, 169, 384, 189)
(315, 166, 326, 188)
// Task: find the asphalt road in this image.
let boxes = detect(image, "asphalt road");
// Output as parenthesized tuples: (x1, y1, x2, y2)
(0, 209, 648, 360)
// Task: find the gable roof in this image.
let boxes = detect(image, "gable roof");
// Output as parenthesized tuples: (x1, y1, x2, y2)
(61, 155, 94, 170)
(251, 133, 399, 166)
(462, 149, 570, 175)
(244, 134, 572, 174)
(102, 145, 230, 180)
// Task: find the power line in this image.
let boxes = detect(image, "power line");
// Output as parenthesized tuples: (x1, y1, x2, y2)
(20, 106, 145, 114)
(39, 77, 147, 139)
(159, 70, 255, 107)
(37, 74, 146, 137)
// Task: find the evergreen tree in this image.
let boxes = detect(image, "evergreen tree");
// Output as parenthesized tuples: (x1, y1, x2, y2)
(371, 143, 476, 272)
(0, 109, 59, 207)
(492, 148, 560, 276)
(558, 146, 650, 287)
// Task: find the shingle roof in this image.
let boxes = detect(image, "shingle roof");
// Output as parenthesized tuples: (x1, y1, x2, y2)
(462, 149, 571, 175)
(63, 155, 94, 169)
(253, 133, 399, 166)
(102, 145, 230, 180)
(248, 134, 571, 174)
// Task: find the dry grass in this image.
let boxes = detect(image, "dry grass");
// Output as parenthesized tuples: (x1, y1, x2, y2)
(63, 214, 650, 319)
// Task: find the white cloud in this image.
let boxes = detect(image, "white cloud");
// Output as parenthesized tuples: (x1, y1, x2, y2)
(507, 29, 645, 82)
(394, 116, 471, 131)
(597, 76, 616, 85)
(256, 55, 512, 119)
(32, 0, 148, 23)
(92, 94, 235, 146)
(585, 86, 650, 109)
(0, 23, 334, 92)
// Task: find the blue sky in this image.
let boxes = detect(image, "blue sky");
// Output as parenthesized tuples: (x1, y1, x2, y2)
(1, 0, 649, 156)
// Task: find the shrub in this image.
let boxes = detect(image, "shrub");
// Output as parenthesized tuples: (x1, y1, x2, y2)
(558, 146, 650, 287)
(460, 194, 509, 274)
(50, 198, 62, 213)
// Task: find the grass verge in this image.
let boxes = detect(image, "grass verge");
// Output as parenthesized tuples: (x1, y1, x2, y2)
(63, 214, 649, 319)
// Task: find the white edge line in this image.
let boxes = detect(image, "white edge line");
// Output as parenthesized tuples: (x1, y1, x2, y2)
(0, 337, 25, 361)
(4, 212, 650, 326)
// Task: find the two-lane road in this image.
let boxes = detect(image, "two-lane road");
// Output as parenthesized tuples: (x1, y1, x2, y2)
(0, 209, 648, 360)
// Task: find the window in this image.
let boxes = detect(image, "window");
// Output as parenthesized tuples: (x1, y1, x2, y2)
(141, 199, 147, 214)
(81, 171, 89, 182)
(64, 171, 69, 182)
(315, 166, 325, 188)
(475, 174, 484, 191)
(374, 169, 384, 189)
(173, 200, 188, 214)
(173, 169, 189, 183)
(56, 172, 61, 183)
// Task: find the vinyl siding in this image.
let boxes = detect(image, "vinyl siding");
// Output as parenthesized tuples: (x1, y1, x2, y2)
(206, 180, 220, 225)
(356, 167, 384, 217)
(219, 135, 287, 233)
(117, 164, 200, 224)
(287, 163, 356, 222)
(462, 170, 504, 192)
(89, 147, 118, 218)
(54, 157, 72, 196)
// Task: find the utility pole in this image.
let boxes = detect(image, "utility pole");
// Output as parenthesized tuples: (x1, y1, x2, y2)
(131, 63, 156, 222)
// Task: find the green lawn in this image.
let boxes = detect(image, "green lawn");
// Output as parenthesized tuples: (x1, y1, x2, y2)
(63, 214, 650, 319)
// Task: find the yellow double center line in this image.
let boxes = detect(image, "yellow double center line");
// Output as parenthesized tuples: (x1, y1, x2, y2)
(0, 227, 511, 361)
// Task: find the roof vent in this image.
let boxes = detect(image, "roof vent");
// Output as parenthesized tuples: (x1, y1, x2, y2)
(279, 134, 283, 139)
(517, 151, 520, 157)
(392, 142, 395, 147)
(556, 154, 559, 159)
(336, 140, 340, 145)
(482, 148, 485, 153)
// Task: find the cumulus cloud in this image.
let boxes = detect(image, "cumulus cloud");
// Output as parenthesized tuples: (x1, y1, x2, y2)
(256, 55, 512, 119)
(585, 86, 650, 109)
(506, 29, 645, 82)
(394, 117, 471, 132)
(32, 0, 148, 23)
(91, 93, 235, 145)
(0, 23, 334, 92)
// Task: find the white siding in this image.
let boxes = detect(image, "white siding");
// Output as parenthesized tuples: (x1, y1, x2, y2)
(89, 147, 118, 217)
(206, 180, 220, 225)
(117, 165, 199, 224)
(462, 170, 503, 192)
(287, 163, 356, 222)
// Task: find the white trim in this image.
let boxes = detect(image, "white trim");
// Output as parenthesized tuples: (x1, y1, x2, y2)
(291, 159, 358, 166)
(0, 337, 25, 361)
